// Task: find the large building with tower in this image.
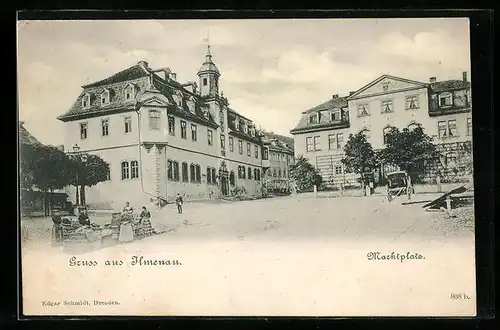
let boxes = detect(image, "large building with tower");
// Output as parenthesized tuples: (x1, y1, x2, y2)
(58, 46, 270, 209)
(291, 72, 472, 187)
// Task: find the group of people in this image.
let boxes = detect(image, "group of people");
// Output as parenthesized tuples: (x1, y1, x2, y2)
(119, 202, 157, 242)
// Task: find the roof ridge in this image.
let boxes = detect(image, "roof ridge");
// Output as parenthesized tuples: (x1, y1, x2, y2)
(82, 63, 147, 88)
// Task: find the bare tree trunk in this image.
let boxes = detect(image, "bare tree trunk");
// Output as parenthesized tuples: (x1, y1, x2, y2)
(80, 185, 86, 206)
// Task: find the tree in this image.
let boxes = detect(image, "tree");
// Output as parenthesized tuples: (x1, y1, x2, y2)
(290, 156, 323, 192)
(377, 125, 439, 176)
(70, 154, 110, 205)
(27, 145, 75, 215)
(341, 132, 377, 177)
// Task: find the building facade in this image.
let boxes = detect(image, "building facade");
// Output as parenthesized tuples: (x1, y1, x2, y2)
(291, 72, 472, 187)
(58, 47, 264, 209)
(260, 132, 295, 192)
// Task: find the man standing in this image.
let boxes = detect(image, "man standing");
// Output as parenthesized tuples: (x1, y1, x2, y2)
(175, 193, 184, 214)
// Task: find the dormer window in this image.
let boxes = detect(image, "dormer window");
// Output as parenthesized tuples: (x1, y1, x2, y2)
(173, 91, 183, 107)
(330, 108, 341, 121)
(187, 98, 195, 113)
(243, 123, 248, 134)
(125, 83, 137, 101)
(101, 89, 111, 105)
(250, 127, 255, 137)
(439, 92, 453, 107)
(81, 93, 90, 109)
(234, 119, 240, 130)
(308, 113, 319, 124)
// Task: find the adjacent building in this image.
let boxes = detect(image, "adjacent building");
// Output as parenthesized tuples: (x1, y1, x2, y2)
(57, 46, 266, 209)
(291, 72, 472, 186)
(260, 131, 295, 192)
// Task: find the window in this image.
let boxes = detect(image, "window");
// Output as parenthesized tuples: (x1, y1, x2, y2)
(207, 167, 212, 184)
(283, 168, 287, 178)
(439, 93, 453, 107)
(256, 169, 261, 181)
(168, 160, 173, 180)
(438, 121, 447, 138)
(263, 147, 269, 160)
(80, 122, 88, 139)
(149, 110, 160, 130)
(448, 120, 458, 137)
(235, 120, 240, 130)
(168, 116, 175, 135)
(243, 124, 248, 134)
(203, 78, 208, 86)
(101, 90, 110, 105)
(229, 171, 235, 186)
(190, 164, 196, 182)
(220, 134, 225, 149)
(182, 162, 188, 182)
(106, 167, 111, 181)
(306, 137, 313, 152)
(406, 95, 419, 110)
(445, 152, 457, 168)
(247, 142, 251, 156)
(336, 133, 343, 149)
(278, 168, 281, 178)
(125, 84, 135, 100)
(309, 113, 319, 124)
(131, 161, 139, 179)
(357, 104, 369, 117)
(207, 129, 213, 146)
(82, 94, 90, 108)
(196, 165, 201, 183)
(273, 168, 277, 177)
(173, 161, 179, 181)
(241, 166, 246, 179)
(253, 168, 258, 181)
(180, 120, 187, 139)
(408, 122, 419, 131)
(254, 145, 259, 158)
(248, 167, 252, 179)
(229, 137, 234, 152)
(383, 126, 392, 144)
(313, 136, 321, 151)
(124, 117, 132, 133)
(381, 99, 393, 113)
(191, 124, 197, 141)
(466, 118, 472, 136)
(211, 168, 216, 184)
(330, 109, 341, 121)
(238, 140, 243, 154)
(121, 162, 130, 180)
(101, 119, 109, 136)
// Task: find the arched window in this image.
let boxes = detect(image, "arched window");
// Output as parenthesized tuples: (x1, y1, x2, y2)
(121, 161, 130, 180)
(229, 171, 235, 186)
(248, 167, 252, 180)
(207, 167, 212, 184)
(173, 161, 179, 181)
(241, 166, 246, 179)
(273, 168, 277, 177)
(182, 162, 188, 182)
(101, 89, 110, 105)
(125, 83, 136, 101)
(131, 161, 139, 179)
(256, 169, 261, 181)
(383, 126, 393, 144)
(190, 164, 196, 182)
(195, 165, 201, 183)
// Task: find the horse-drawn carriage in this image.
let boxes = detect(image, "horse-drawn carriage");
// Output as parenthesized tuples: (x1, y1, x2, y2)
(386, 171, 413, 202)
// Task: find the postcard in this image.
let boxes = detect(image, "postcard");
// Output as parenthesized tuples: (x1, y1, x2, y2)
(18, 17, 476, 317)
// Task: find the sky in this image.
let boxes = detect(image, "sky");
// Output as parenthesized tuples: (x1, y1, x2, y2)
(17, 18, 471, 145)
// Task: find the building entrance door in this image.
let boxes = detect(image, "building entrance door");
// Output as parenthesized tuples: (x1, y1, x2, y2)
(221, 177, 228, 196)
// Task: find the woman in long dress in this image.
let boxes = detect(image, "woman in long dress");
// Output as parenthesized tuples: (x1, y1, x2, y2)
(119, 202, 134, 242)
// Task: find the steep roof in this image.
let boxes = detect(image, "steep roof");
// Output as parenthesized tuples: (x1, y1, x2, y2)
(261, 131, 294, 147)
(82, 63, 150, 88)
(429, 80, 471, 93)
(291, 96, 349, 134)
(302, 96, 348, 114)
(19, 121, 42, 146)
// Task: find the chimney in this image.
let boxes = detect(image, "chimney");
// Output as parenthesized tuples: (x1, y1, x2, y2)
(170, 73, 177, 81)
(332, 94, 339, 99)
(137, 61, 149, 68)
(429, 77, 437, 83)
(462, 71, 468, 82)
